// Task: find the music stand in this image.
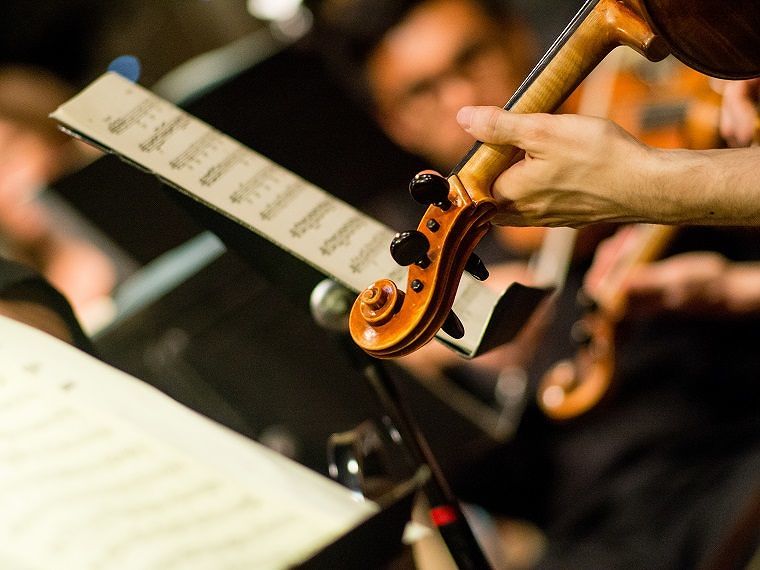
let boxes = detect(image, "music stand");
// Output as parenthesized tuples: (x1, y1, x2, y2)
(310, 279, 493, 570)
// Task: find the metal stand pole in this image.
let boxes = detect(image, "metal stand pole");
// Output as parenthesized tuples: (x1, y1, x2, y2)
(310, 279, 492, 570)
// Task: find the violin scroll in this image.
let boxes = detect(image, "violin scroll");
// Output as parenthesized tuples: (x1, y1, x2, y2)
(356, 279, 403, 327)
(538, 222, 679, 420)
(349, 172, 496, 358)
(537, 306, 617, 420)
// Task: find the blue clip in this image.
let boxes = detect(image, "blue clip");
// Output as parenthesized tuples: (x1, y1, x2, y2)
(108, 55, 141, 83)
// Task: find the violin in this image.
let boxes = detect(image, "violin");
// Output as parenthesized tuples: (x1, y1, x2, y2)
(349, 0, 760, 359)
(536, 60, 724, 419)
(537, 224, 678, 419)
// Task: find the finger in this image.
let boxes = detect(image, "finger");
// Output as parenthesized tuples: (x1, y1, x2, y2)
(583, 226, 640, 294)
(488, 154, 539, 210)
(457, 106, 546, 148)
(616, 264, 685, 316)
(623, 264, 671, 297)
(720, 81, 759, 147)
(625, 254, 725, 308)
(730, 105, 757, 147)
(719, 100, 736, 145)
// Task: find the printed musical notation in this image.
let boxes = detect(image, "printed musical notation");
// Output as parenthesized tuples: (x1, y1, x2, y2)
(0, 316, 377, 569)
(51, 72, 508, 356)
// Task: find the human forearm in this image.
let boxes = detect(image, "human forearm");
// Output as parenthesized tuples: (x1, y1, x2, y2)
(720, 261, 760, 313)
(457, 106, 760, 227)
(590, 245, 760, 318)
(643, 147, 760, 226)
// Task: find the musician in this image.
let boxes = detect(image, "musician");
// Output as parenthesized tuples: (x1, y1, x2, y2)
(0, 1, 263, 327)
(454, 77, 760, 315)
(312, 0, 760, 567)
(311, 0, 577, 393)
(455, 78, 760, 228)
(0, 255, 92, 351)
(0, 67, 116, 326)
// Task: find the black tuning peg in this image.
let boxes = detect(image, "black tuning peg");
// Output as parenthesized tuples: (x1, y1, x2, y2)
(464, 253, 489, 281)
(576, 288, 598, 312)
(409, 172, 451, 210)
(390, 230, 430, 267)
(441, 310, 465, 339)
(569, 320, 592, 347)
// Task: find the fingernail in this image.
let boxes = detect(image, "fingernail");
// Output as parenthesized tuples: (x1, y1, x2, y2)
(457, 106, 474, 129)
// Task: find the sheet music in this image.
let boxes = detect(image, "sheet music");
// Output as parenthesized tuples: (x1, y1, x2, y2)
(51, 72, 505, 356)
(0, 315, 377, 570)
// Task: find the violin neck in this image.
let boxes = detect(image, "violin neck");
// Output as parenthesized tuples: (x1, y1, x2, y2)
(453, 0, 669, 206)
(593, 224, 677, 313)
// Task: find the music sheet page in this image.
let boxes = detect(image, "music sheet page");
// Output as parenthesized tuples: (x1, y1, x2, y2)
(0, 315, 377, 570)
(50, 72, 504, 356)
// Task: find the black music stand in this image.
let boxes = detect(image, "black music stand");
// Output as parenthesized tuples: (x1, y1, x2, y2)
(310, 280, 493, 570)
(298, 473, 423, 569)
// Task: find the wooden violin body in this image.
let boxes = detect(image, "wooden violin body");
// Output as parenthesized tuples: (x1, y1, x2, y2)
(349, 0, 760, 359)
(641, 0, 760, 79)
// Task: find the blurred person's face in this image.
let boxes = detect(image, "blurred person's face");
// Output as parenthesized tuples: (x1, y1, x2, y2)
(366, 0, 535, 168)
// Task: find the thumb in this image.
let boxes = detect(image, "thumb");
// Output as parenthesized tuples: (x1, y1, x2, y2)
(457, 106, 543, 148)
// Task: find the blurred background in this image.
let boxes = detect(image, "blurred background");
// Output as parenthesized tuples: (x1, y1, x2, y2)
(3, 2, 757, 568)
(0, 0, 581, 477)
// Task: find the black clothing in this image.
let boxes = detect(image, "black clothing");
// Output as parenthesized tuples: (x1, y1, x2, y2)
(0, 1, 110, 86)
(0, 257, 92, 352)
(460, 227, 760, 568)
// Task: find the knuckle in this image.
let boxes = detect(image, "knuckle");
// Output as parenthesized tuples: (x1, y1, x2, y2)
(521, 114, 551, 144)
(484, 108, 504, 140)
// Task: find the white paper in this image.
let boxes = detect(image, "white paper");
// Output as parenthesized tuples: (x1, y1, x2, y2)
(0, 315, 377, 569)
(50, 72, 504, 356)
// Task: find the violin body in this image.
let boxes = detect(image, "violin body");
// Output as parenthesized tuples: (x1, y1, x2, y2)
(349, 0, 760, 360)
(641, 0, 760, 79)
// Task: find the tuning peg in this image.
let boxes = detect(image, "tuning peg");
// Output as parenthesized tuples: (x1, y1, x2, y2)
(409, 171, 451, 209)
(441, 310, 465, 339)
(576, 288, 598, 312)
(390, 230, 430, 267)
(464, 253, 489, 281)
(569, 320, 592, 346)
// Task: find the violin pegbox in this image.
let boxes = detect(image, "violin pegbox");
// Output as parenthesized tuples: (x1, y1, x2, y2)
(349, 170, 496, 358)
(407, 171, 490, 282)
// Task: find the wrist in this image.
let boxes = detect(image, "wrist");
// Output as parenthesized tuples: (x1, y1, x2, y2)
(642, 148, 712, 224)
(722, 263, 760, 314)
(647, 148, 759, 225)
